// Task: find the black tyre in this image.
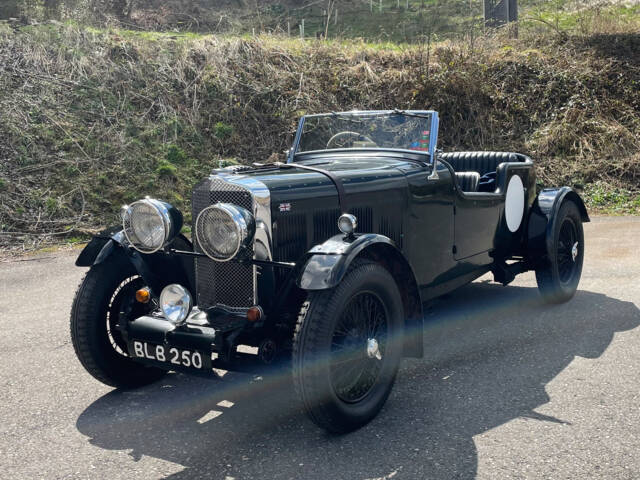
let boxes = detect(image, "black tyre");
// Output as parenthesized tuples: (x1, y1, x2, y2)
(70, 255, 167, 388)
(293, 259, 404, 433)
(535, 201, 584, 304)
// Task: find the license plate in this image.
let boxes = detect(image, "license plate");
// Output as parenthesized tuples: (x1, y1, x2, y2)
(129, 341, 210, 371)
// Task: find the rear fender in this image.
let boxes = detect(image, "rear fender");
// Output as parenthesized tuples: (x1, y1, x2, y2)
(526, 187, 590, 265)
(75, 226, 194, 296)
(296, 234, 424, 358)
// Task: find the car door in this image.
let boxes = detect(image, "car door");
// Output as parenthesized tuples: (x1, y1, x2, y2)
(404, 162, 456, 288)
(453, 191, 502, 260)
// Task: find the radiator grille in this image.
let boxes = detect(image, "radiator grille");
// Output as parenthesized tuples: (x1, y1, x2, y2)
(192, 177, 255, 310)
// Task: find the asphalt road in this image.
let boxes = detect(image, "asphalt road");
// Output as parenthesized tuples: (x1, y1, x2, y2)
(1, 216, 639, 480)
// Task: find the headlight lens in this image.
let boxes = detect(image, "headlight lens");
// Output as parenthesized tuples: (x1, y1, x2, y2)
(122, 198, 181, 253)
(160, 284, 192, 325)
(195, 203, 255, 261)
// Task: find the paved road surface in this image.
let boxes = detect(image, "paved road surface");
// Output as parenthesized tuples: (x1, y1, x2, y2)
(1, 217, 639, 480)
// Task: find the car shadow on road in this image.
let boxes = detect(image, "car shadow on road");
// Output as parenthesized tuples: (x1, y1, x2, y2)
(76, 282, 639, 480)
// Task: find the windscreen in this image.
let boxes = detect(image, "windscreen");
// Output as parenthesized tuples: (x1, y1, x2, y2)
(296, 111, 434, 155)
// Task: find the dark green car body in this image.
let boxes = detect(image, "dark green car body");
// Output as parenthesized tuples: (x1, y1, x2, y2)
(76, 112, 589, 370)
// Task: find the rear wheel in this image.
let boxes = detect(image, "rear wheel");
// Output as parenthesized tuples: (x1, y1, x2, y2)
(535, 201, 584, 303)
(70, 255, 167, 388)
(293, 259, 403, 433)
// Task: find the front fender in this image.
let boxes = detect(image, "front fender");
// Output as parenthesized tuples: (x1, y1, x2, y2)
(75, 227, 194, 296)
(296, 233, 398, 290)
(526, 187, 589, 265)
(75, 226, 123, 267)
(296, 233, 424, 358)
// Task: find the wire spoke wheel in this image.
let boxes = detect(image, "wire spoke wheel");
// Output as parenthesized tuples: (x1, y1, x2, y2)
(330, 291, 388, 403)
(293, 259, 403, 433)
(70, 256, 167, 388)
(106, 276, 152, 356)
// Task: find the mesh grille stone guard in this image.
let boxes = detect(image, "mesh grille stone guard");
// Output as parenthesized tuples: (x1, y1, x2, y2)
(192, 177, 255, 311)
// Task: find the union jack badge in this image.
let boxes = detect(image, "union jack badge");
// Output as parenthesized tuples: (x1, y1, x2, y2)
(279, 203, 291, 212)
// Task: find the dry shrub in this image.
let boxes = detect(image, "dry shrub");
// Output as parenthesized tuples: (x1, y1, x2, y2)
(0, 20, 639, 250)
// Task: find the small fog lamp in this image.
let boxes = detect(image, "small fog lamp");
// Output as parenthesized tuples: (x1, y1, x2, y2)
(338, 213, 357, 235)
(160, 284, 192, 325)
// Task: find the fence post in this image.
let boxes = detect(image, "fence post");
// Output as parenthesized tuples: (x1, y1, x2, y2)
(484, 0, 518, 29)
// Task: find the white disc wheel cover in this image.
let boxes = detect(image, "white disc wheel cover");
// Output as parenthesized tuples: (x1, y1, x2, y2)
(505, 174, 525, 233)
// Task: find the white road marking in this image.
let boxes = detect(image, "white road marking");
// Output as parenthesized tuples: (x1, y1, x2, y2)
(197, 410, 223, 424)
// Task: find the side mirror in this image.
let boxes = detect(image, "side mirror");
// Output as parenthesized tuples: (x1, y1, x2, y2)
(428, 149, 442, 180)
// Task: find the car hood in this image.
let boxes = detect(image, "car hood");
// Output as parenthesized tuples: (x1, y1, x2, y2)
(214, 152, 421, 204)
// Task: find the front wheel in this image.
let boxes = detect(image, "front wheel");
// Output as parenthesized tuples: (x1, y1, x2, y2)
(293, 259, 404, 433)
(535, 201, 585, 304)
(70, 255, 167, 388)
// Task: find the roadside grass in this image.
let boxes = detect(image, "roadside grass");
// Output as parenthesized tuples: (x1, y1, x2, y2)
(0, 4, 639, 250)
(584, 182, 640, 216)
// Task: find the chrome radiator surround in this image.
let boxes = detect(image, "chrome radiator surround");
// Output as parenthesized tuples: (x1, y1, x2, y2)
(192, 171, 271, 311)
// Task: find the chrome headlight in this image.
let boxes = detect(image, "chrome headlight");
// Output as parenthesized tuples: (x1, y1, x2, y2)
(122, 198, 182, 253)
(338, 213, 357, 235)
(195, 203, 255, 261)
(160, 284, 192, 325)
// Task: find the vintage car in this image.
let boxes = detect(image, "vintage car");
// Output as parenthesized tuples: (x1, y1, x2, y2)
(71, 110, 589, 433)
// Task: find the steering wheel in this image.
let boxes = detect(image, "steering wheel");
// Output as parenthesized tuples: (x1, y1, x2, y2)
(326, 131, 377, 149)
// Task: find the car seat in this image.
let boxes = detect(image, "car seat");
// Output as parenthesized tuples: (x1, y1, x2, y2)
(455, 171, 481, 192)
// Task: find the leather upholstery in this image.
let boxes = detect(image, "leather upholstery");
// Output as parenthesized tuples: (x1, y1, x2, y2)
(440, 151, 520, 176)
(455, 171, 481, 192)
(478, 171, 497, 192)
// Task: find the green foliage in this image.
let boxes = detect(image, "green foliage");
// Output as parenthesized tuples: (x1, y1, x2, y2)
(66, 235, 88, 243)
(45, 197, 58, 214)
(165, 144, 187, 164)
(1, 11, 639, 249)
(155, 161, 178, 178)
(214, 122, 233, 140)
(584, 182, 640, 215)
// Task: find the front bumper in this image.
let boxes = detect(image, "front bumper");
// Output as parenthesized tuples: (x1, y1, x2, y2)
(124, 308, 271, 373)
(128, 315, 221, 353)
